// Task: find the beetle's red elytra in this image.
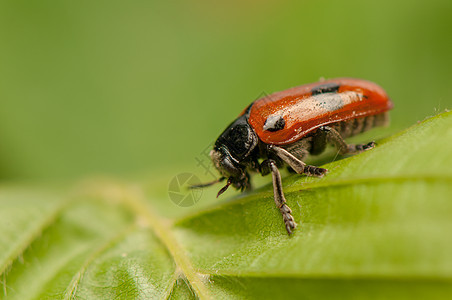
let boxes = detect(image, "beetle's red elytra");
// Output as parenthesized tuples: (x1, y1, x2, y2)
(194, 78, 393, 235)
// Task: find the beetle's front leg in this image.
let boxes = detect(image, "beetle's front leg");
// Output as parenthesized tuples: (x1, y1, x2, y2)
(268, 145, 328, 177)
(260, 159, 297, 235)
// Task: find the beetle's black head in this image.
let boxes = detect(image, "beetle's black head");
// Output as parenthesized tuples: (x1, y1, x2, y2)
(210, 114, 258, 194)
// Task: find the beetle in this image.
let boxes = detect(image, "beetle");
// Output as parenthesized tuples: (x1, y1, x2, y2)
(194, 78, 393, 235)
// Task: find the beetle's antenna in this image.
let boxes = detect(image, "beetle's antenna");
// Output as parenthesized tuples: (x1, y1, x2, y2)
(216, 177, 233, 198)
(189, 177, 225, 189)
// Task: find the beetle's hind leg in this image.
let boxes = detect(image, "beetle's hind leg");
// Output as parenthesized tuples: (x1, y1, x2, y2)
(319, 126, 375, 155)
(260, 159, 297, 235)
(269, 145, 328, 177)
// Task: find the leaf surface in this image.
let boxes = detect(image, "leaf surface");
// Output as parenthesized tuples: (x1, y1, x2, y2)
(1, 112, 452, 299)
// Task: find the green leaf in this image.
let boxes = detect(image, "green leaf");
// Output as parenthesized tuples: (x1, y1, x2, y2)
(1, 111, 452, 299)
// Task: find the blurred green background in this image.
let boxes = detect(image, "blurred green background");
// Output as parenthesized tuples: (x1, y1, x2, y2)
(0, 0, 451, 181)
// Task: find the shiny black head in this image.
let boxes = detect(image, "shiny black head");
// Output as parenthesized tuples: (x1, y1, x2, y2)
(210, 114, 258, 194)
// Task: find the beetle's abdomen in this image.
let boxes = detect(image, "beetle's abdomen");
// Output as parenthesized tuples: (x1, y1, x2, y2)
(332, 111, 389, 139)
(281, 112, 389, 158)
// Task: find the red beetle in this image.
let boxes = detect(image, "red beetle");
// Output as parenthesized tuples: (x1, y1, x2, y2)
(195, 78, 393, 235)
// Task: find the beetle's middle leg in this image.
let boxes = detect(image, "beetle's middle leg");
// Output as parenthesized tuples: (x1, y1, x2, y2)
(260, 159, 297, 235)
(269, 145, 328, 177)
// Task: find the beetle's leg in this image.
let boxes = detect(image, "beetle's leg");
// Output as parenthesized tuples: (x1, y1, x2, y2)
(319, 126, 375, 154)
(269, 145, 328, 177)
(237, 172, 251, 192)
(260, 156, 284, 176)
(261, 159, 297, 235)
